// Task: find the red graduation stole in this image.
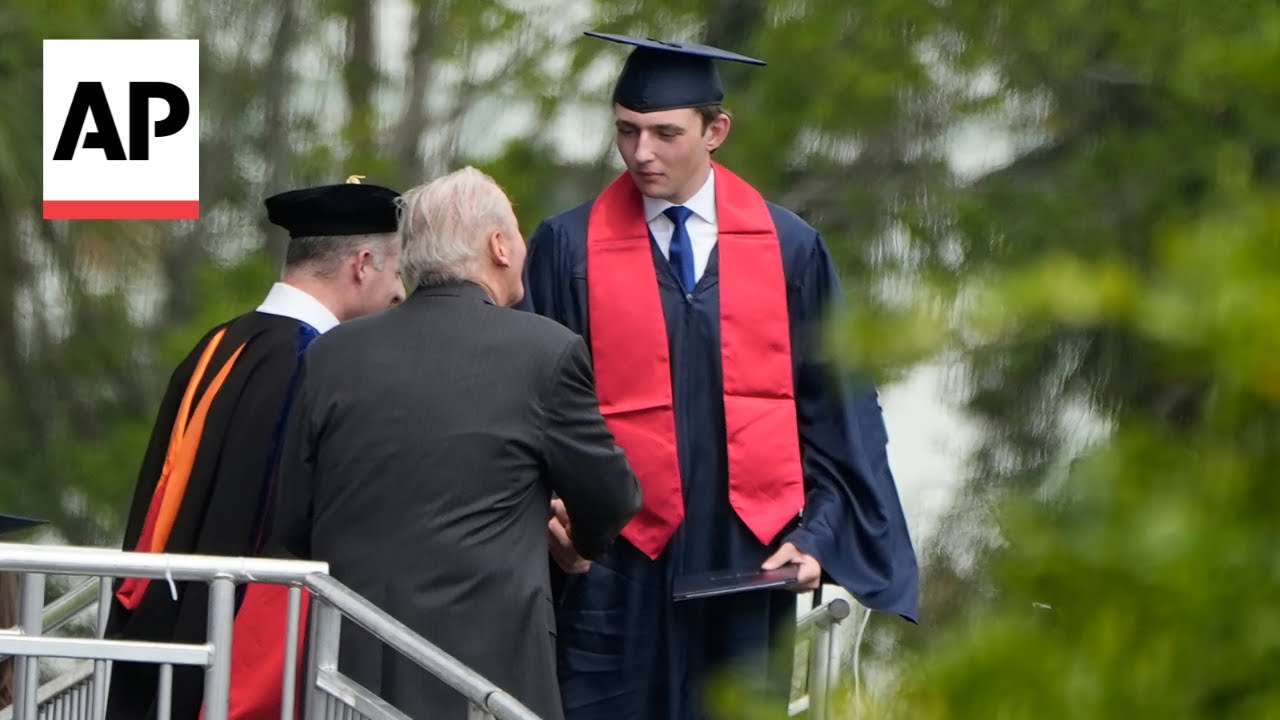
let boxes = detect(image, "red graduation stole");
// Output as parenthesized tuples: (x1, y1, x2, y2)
(586, 162, 804, 559)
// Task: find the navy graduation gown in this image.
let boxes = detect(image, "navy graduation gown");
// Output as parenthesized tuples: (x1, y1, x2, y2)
(521, 196, 919, 719)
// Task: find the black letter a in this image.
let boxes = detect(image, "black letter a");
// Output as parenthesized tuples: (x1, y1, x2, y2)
(53, 82, 126, 161)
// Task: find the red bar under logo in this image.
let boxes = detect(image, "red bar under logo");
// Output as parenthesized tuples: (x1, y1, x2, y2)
(43, 200, 199, 220)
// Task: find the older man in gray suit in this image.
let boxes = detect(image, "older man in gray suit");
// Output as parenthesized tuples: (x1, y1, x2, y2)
(273, 167, 641, 720)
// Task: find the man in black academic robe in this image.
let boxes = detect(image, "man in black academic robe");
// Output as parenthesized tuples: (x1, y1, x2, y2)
(105, 180, 407, 720)
(519, 33, 920, 719)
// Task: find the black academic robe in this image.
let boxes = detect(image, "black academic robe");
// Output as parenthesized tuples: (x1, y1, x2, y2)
(521, 194, 919, 720)
(105, 311, 319, 720)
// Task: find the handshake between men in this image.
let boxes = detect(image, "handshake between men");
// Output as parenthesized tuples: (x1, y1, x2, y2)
(549, 497, 593, 575)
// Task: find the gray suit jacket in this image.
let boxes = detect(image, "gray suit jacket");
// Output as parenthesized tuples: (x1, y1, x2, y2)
(274, 281, 641, 720)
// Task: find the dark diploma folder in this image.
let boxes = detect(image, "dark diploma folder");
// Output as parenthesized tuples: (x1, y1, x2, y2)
(672, 566, 800, 602)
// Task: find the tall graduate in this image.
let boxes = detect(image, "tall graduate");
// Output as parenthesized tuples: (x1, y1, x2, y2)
(105, 179, 406, 720)
(520, 32, 920, 719)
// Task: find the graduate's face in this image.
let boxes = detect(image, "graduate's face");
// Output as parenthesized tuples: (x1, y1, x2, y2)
(614, 105, 729, 204)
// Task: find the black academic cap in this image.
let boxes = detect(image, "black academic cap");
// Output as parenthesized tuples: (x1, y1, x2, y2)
(585, 31, 766, 113)
(0, 513, 46, 537)
(264, 179, 401, 239)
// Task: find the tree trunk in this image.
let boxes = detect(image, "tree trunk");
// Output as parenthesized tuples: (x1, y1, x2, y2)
(262, 0, 299, 269)
(344, 0, 378, 168)
(394, 1, 437, 187)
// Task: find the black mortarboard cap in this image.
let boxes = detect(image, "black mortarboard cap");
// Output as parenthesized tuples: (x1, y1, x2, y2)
(585, 31, 766, 113)
(0, 513, 47, 537)
(264, 178, 401, 239)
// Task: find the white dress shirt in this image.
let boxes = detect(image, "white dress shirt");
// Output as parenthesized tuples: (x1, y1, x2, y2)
(255, 282, 340, 334)
(643, 169, 718, 285)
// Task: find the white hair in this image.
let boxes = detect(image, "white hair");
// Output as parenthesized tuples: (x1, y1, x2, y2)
(396, 166, 513, 289)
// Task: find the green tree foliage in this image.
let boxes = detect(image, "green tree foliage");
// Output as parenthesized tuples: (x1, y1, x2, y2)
(829, 0, 1278, 713)
(1, 1, 158, 542)
(878, 191, 1280, 719)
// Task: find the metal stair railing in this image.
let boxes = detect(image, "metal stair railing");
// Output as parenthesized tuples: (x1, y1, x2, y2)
(788, 597, 855, 720)
(3, 542, 860, 720)
(0, 543, 542, 720)
(1, 576, 103, 720)
(303, 574, 538, 720)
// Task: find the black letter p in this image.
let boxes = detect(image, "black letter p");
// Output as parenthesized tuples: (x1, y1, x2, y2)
(129, 82, 189, 161)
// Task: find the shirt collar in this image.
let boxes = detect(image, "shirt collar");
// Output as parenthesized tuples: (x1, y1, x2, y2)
(256, 282, 341, 334)
(643, 168, 717, 225)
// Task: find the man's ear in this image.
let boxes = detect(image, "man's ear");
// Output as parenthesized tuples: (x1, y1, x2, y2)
(490, 229, 512, 269)
(354, 248, 376, 281)
(705, 113, 731, 153)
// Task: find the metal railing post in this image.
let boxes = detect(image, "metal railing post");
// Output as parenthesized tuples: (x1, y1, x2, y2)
(94, 576, 113, 720)
(303, 598, 340, 720)
(15, 572, 45, 720)
(281, 586, 303, 720)
(91, 659, 107, 720)
(809, 624, 831, 720)
(157, 663, 174, 720)
(95, 576, 112, 638)
(203, 575, 236, 720)
(790, 598, 851, 720)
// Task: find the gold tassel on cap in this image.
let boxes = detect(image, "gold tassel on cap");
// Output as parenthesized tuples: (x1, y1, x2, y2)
(346, 175, 365, 184)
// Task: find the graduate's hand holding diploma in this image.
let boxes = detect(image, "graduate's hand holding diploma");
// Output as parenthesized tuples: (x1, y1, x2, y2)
(761, 542, 823, 591)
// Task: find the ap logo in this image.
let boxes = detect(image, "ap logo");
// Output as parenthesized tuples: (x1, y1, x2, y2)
(43, 40, 199, 220)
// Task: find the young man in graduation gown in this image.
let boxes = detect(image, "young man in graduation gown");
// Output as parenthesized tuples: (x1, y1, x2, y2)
(520, 32, 920, 719)
(105, 179, 406, 720)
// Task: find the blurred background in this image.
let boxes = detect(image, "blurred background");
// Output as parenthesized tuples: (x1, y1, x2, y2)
(3, 0, 1278, 716)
